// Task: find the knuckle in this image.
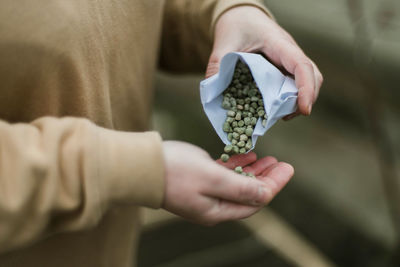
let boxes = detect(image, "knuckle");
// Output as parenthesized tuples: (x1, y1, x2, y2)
(201, 201, 222, 225)
(318, 72, 324, 86)
(298, 58, 313, 70)
(265, 156, 278, 163)
(301, 59, 313, 67)
(208, 52, 222, 65)
(264, 179, 278, 199)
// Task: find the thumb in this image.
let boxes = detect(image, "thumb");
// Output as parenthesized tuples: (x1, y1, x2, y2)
(205, 45, 236, 78)
(205, 52, 223, 79)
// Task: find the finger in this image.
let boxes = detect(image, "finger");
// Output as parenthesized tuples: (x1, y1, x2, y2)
(259, 162, 280, 177)
(295, 62, 316, 115)
(243, 156, 278, 176)
(283, 62, 322, 120)
(310, 61, 324, 103)
(205, 199, 262, 224)
(217, 152, 257, 170)
(259, 162, 294, 197)
(263, 43, 315, 115)
(205, 59, 220, 79)
(205, 169, 272, 206)
(205, 45, 236, 78)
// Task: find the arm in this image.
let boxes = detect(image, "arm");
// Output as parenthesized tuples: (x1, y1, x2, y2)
(0, 117, 164, 252)
(158, 1, 296, 224)
(0, 116, 293, 253)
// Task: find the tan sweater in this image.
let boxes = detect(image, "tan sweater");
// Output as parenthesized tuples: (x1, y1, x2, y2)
(0, 0, 272, 266)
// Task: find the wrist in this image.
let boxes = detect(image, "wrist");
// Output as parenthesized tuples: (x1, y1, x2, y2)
(211, 0, 275, 40)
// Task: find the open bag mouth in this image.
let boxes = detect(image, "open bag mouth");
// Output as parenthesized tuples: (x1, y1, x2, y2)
(200, 52, 298, 151)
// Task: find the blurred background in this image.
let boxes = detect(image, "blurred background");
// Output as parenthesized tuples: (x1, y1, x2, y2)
(139, 0, 400, 266)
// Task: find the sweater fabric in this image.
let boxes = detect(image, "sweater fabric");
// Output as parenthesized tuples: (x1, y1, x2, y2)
(0, 0, 272, 266)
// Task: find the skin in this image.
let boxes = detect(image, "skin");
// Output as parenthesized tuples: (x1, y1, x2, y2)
(162, 142, 294, 226)
(162, 6, 319, 225)
(206, 6, 323, 117)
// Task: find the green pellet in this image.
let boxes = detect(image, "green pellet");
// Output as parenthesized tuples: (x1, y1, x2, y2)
(239, 148, 246, 154)
(238, 120, 244, 127)
(222, 101, 231, 109)
(231, 139, 238, 145)
(234, 166, 243, 173)
(223, 122, 230, 132)
(227, 110, 235, 117)
(236, 127, 245, 134)
(245, 127, 253, 136)
(262, 119, 267, 127)
(224, 145, 233, 153)
(235, 113, 242, 121)
(233, 145, 239, 154)
(240, 134, 248, 142)
(251, 96, 259, 102)
(245, 140, 252, 150)
(237, 141, 245, 148)
(221, 154, 229, 162)
(249, 89, 258, 97)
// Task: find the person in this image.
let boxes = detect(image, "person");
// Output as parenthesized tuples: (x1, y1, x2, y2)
(0, 0, 323, 266)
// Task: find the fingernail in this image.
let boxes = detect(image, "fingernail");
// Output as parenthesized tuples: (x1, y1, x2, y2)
(307, 104, 312, 115)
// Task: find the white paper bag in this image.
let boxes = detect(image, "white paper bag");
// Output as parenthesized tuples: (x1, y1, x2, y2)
(200, 52, 298, 151)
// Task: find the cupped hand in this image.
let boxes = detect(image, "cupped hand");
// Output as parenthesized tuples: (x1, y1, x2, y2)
(162, 141, 294, 226)
(206, 5, 323, 118)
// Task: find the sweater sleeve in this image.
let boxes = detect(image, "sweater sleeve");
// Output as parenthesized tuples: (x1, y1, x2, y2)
(159, 0, 274, 73)
(0, 117, 164, 253)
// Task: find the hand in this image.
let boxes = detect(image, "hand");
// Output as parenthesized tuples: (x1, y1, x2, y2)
(162, 141, 294, 225)
(206, 6, 323, 118)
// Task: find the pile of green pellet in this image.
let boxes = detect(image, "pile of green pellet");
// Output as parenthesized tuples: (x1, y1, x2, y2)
(219, 60, 267, 177)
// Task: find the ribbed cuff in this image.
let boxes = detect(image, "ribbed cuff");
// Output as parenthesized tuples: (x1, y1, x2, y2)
(98, 129, 165, 209)
(210, 0, 275, 39)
